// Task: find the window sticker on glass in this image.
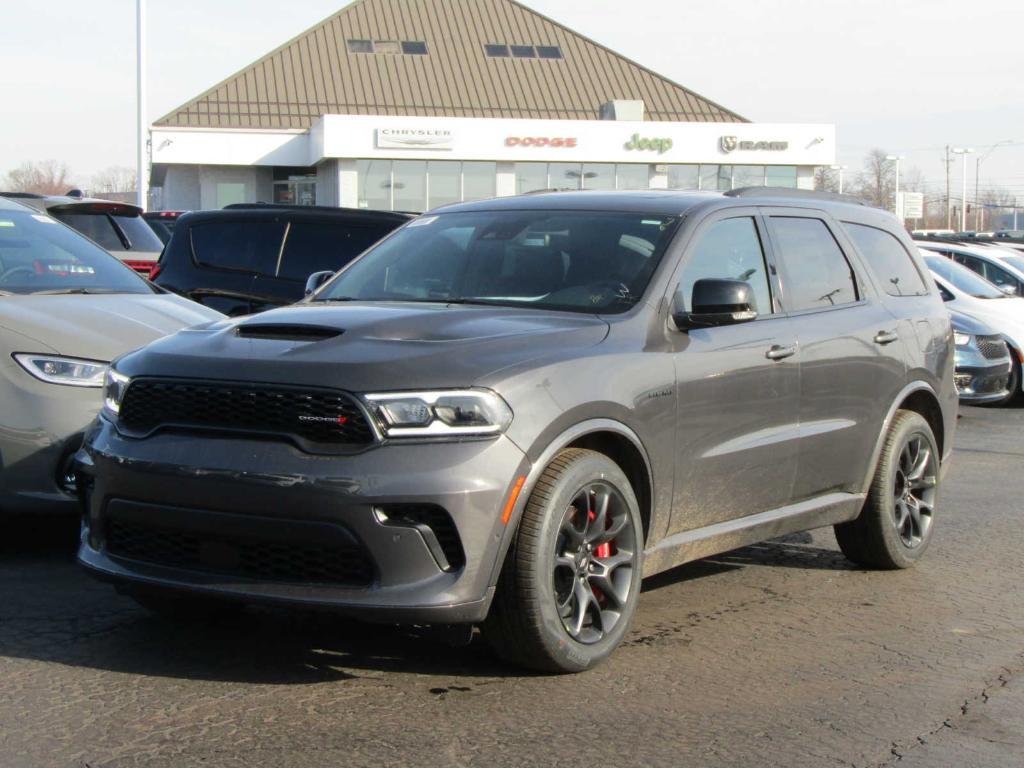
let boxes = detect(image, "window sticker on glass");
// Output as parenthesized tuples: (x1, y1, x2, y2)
(31, 215, 56, 224)
(406, 216, 439, 228)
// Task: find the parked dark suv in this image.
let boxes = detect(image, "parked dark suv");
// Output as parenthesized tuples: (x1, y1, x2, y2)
(77, 189, 956, 672)
(152, 204, 412, 315)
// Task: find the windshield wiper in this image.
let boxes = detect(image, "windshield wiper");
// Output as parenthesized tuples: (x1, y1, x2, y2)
(31, 287, 123, 295)
(312, 296, 357, 303)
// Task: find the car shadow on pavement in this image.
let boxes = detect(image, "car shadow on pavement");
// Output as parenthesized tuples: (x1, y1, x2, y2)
(0, 520, 850, 684)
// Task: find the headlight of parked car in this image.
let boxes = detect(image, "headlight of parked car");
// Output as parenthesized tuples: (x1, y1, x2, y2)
(363, 389, 513, 437)
(102, 368, 131, 417)
(13, 354, 107, 387)
(953, 331, 971, 347)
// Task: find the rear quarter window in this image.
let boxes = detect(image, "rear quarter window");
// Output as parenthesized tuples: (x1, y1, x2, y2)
(842, 222, 929, 297)
(189, 220, 286, 275)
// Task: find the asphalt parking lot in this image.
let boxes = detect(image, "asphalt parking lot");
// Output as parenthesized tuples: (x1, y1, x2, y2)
(2, 405, 1023, 768)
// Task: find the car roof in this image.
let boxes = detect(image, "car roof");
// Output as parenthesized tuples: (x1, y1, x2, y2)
(0, 192, 143, 216)
(178, 204, 413, 226)
(0, 196, 34, 212)
(435, 188, 877, 218)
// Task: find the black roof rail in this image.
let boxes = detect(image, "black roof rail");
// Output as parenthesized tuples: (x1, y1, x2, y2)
(221, 202, 413, 220)
(0, 191, 45, 199)
(724, 187, 869, 206)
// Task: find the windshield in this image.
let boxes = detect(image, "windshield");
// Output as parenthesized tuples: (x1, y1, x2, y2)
(314, 210, 680, 313)
(0, 211, 152, 295)
(923, 254, 1007, 299)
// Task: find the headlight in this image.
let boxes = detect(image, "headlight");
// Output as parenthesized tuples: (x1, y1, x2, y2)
(102, 368, 131, 417)
(364, 389, 513, 437)
(13, 354, 107, 387)
(953, 331, 971, 347)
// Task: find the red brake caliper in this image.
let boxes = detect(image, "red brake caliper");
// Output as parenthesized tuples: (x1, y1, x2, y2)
(587, 508, 612, 605)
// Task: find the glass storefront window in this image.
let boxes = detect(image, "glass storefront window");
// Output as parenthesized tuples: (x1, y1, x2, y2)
(732, 166, 766, 188)
(463, 162, 496, 201)
(358, 160, 391, 210)
(766, 166, 798, 188)
(667, 165, 700, 190)
(515, 163, 548, 195)
(699, 165, 719, 191)
(581, 163, 615, 190)
(393, 160, 427, 212)
(549, 163, 583, 190)
(216, 183, 246, 208)
(616, 164, 649, 190)
(427, 161, 461, 209)
(717, 165, 734, 191)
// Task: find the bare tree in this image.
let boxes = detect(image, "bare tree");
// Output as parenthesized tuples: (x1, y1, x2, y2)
(814, 166, 840, 193)
(978, 186, 1017, 230)
(851, 149, 894, 209)
(91, 166, 137, 195)
(2, 160, 74, 195)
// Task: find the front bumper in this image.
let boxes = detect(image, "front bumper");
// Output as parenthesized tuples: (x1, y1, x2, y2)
(76, 417, 530, 623)
(954, 361, 1011, 404)
(0, 360, 99, 515)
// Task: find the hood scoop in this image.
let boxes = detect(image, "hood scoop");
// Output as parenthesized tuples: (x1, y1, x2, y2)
(234, 323, 343, 342)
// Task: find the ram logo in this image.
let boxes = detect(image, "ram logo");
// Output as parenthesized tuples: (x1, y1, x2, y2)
(719, 135, 739, 153)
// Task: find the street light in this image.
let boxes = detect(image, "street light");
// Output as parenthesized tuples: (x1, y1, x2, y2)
(975, 140, 1013, 230)
(829, 164, 848, 194)
(950, 148, 974, 232)
(885, 155, 905, 217)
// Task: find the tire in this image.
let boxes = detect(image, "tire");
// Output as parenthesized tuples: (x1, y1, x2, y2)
(483, 448, 644, 673)
(128, 587, 244, 623)
(834, 410, 940, 569)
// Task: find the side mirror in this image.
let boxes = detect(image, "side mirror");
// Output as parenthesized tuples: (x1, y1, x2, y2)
(304, 270, 335, 297)
(673, 278, 758, 330)
(999, 284, 1018, 296)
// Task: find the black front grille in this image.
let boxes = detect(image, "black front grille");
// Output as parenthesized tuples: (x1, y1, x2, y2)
(119, 379, 375, 448)
(977, 335, 1008, 360)
(105, 518, 374, 586)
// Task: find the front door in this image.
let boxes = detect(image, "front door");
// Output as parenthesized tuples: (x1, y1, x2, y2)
(667, 211, 801, 535)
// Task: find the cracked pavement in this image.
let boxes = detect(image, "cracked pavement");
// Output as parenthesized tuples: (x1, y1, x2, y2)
(2, 406, 1023, 767)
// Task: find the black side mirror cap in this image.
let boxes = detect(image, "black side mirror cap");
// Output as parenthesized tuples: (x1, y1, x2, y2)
(304, 270, 335, 297)
(672, 278, 758, 330)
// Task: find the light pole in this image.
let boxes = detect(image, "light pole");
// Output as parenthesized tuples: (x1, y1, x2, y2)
(975, 140, 1013, 231)
(136, 0, 148, 210)
(885, 155, 905, 217)
(829, 164, 848, 193)
(950, 147, 974, 232)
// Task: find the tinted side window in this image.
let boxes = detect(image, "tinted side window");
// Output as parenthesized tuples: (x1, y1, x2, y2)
(679, 217, 772, 314)
(278, 222, 393, 281)
(842, 222, 928, 297)
(771, 217, 857, 311)
(190, 220, 285, 275)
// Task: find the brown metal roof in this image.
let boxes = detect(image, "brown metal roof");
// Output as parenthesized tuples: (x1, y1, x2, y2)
(154, 0, 746, 129)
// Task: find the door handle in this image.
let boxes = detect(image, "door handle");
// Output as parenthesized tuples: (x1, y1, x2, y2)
(874, 330, 899, 345)
(766, 344, 796, 361)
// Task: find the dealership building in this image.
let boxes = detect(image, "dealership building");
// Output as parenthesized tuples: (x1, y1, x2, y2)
(149, 0, 835, 212)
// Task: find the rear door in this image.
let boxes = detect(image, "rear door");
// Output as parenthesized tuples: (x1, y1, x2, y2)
(667, 209, 801, 534)
(249, 220, 396, 311)
(764, 209, 907, 501)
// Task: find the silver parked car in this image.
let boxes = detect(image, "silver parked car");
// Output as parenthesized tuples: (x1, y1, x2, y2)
(0, 197, 223, 515)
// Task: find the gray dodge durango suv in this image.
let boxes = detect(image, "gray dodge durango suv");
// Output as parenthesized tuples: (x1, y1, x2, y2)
(76, 189, 956, 673)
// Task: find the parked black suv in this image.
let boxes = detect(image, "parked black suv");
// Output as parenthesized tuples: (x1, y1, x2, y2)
(152, 204, 412, 315)
(78, 189, 956, 672)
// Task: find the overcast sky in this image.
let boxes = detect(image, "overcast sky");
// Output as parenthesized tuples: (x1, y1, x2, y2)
(3, 0, 1022, 200)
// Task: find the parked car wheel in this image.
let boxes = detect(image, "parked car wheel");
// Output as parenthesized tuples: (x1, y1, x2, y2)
(834, 411, 940, 569)
(484, 448, 643, 673)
